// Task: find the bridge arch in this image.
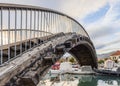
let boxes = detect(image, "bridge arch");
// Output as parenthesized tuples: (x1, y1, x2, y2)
(69, 42, 97, 68)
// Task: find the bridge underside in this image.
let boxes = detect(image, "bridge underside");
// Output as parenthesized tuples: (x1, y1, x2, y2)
(69, 43, 97, 68)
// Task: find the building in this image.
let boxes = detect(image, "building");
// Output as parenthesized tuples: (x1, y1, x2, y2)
(59, 62, 72, 73)
(110, 51, 120, 62)
(104, 59, 114, 69)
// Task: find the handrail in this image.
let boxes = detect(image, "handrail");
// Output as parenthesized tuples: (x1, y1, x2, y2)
(0, 3, 89, 38)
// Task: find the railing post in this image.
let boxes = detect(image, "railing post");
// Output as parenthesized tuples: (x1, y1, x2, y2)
(55, 14, 57, 34)
(51, 13, 53, 33)
(34, 10, 36, 47)
(43, 11, 45, 37)
(53, 13, 55, 34)
(48, 12, 50, 33)
(37, 10, 39, 45)
(30, 9, 32, 49)
(15, 8, 17, 58)
(41, 11, 43, 37)
(8, 8, 10, 61)
(20, 9, 22, 55)
(25, 9, 28, 51)
(0, 7, 3, 64)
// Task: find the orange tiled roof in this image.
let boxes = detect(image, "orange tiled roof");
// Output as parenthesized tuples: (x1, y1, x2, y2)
(111, 51, 120, 56)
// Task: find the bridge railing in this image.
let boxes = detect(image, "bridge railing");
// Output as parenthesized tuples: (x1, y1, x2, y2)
(0, 3, 89, 65)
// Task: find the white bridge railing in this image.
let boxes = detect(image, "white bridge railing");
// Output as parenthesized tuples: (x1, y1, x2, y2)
(0, 3, 89, 65)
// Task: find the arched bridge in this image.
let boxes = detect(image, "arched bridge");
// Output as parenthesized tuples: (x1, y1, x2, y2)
(0, 3, 97, 86)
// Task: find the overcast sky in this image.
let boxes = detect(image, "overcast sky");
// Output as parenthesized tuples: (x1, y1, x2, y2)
(0, 0, 120, 54)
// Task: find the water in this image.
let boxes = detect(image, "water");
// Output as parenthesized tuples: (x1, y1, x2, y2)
(77, 75, 120, 86)
(39, 74, 120, 86)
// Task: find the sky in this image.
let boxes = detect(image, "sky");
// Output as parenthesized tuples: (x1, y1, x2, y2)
(0, 0, 120, 54)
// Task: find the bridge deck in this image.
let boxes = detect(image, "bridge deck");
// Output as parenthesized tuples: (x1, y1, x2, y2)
(0, 33, 73, 85)
(0, 33, 63, 64)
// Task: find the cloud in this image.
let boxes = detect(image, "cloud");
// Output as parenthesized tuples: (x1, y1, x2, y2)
(83, 0, 120, 54)
(97, 42, 120, 54)
(0, 0, 108, 19)
(58, 0, 108, 19)
(96, 39, 120, 50)
(0, 0, 120, 54)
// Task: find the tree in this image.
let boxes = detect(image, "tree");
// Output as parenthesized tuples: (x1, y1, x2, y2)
(104, 58, 108, 61)
(98, 59, 104, 64)
(69, 57, 75, 63)
(59, 58, 65, 63)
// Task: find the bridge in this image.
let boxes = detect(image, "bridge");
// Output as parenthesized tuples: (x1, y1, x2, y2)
(0, 3, 97, 86)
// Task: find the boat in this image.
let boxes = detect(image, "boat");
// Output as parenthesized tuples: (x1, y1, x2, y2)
(93, 68, 120, 76)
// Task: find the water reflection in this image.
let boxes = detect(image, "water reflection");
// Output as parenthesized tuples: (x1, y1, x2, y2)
(77, 75, 120, 86)
(40, 73, 120, 86)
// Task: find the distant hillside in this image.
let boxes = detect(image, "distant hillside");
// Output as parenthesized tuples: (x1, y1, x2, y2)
(97, 51, 116, 59)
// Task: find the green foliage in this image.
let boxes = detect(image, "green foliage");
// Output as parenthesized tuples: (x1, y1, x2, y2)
(69, 57, 75, 63)
(59, 58, 65, 63)
(98, 59, 104, 64)
(59, 56, 77, 63)
(104, 58, 108, 61)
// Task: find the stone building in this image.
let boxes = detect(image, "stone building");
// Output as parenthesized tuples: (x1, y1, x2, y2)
(110, 51, 120, 62)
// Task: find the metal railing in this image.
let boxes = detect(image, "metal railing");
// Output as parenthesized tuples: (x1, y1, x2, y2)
(0, 3, 89, 65)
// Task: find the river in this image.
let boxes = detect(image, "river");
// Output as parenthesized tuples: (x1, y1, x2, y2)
(38, 74, 120, 86)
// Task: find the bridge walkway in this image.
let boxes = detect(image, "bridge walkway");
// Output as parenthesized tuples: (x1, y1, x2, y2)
(0, 33, 73, 86)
